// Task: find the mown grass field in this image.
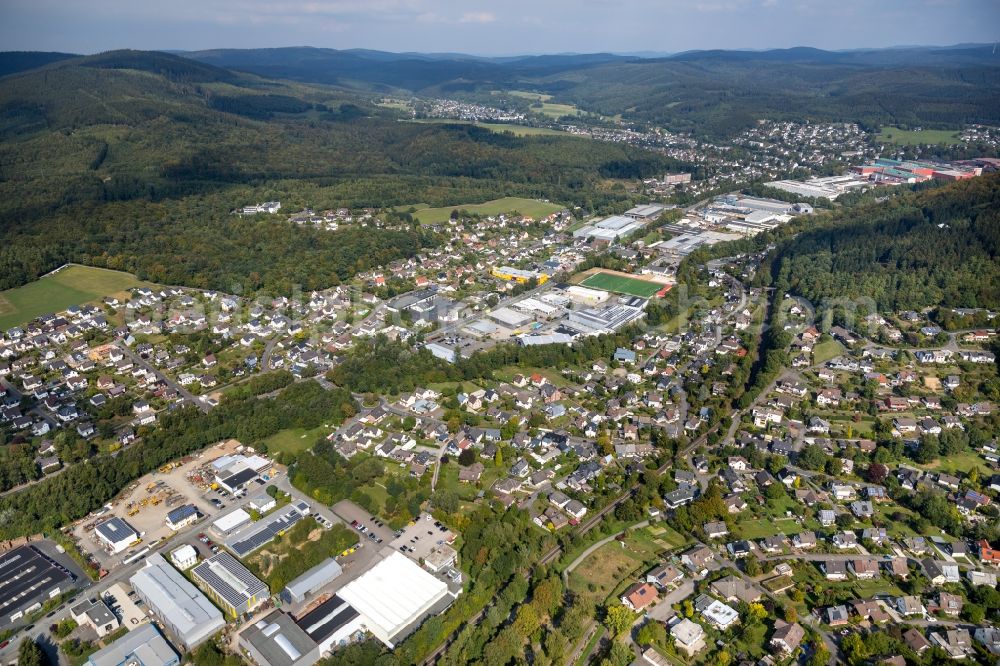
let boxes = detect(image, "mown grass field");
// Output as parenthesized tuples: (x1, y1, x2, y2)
(404, 197, 564, 224)
(260, 426, 330, 456)
(876, 126, 961, 145)
(0, 264, 148, 330)
(580, 271, 662, 298)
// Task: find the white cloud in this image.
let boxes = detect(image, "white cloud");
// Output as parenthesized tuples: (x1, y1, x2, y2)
(459, 11, 496, 23)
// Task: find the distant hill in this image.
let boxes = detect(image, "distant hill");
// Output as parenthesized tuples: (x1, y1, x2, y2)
(0, 51, 77, 77)
(180, 44, 1000, 137)
(0, 49, 678, 294)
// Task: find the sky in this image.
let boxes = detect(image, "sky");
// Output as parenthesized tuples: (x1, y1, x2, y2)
(1, 0, 997, 56)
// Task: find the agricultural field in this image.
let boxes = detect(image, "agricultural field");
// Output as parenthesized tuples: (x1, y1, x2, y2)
(580, 271, 663, 298)
(403, 197, 564, 224)
(0, 264, 149, 330)
(875, 126, 961, 145)
(409, 118, 567, 137)
(531, 102, 581, 119)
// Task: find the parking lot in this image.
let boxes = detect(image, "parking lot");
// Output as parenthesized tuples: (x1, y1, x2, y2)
(330, 500, 395, 545)
(390, 515, 455, 562)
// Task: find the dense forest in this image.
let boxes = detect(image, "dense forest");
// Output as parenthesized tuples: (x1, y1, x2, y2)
(0, 51, 687, 293)
(772, 174, 1000, 311)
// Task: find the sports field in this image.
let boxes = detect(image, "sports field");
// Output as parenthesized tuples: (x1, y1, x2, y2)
(580, 271, 662, 298)
(405, 197, 564, 224)
(0, 264, 148, 330)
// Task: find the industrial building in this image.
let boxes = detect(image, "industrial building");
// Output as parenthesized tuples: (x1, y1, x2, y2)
(129, 553, 226, 649)
(294, 594, 365, 655)
(192, 552, 269, 617)
(0, 545, 76, 626)
(280, 558, 344, 606)
(240, 610, 321, 666)
(213, 508, 253, 535)
(212, 454, 272, 494)
(225, 501, 311, 558)
(490, 266, 549, 285)
(488, 306, 532, 329)
(765, 175, 868, 200)
(566, 303, 646, 335)
(95, 517, 140, 554)
(84, 623, 179, 666)
(572, 214, 646, 242)
(624, 203, 668, 220)
(565, 285, 610, 306)
(337, 551, 455, 648)
(517, 332, 574, 346)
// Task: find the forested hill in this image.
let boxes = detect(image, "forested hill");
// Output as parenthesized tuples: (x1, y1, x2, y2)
(182, 44, 1000, 138)
(773, 174, 1000, 312)
(0, 50, 684, 293)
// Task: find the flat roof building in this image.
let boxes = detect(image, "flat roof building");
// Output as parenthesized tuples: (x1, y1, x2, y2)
(566, 304, 646, 335)
(129, 553, 226, 649)
(71, 598, 120, 638)
(225, 502, 311, 559)
(192, 552, 269, 617)
(85, 623, 179, 666)
(95, 517, 140, 554)
(488, 307, 532, 329)
(281, 558, 343, 606)
(0, 545, 75, 627)
(240, 610, 320, 666)
(337, 551, 454, 648)
(294, 594, 365, 655)
(214, 508, 252, 535)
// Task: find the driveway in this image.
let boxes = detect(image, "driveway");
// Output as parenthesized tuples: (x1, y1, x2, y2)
(646, 580, 695, 622)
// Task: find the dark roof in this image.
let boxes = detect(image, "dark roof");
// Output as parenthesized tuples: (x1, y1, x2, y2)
(0, 546, 75, 626)
(295, 594, 359, 643)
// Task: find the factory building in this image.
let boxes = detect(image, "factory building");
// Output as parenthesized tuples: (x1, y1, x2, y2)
(294, 594, 365, 655)
(337, 552, 456, 648)
(566, 303, 646, 335)
(192, 552, 269, 617)
(129, 553, 225, 649)
(95, 517, 140, 554)
(84, 623, 179, 666)
(0, 545, 75, 626)
(490, 266, 549, 285)
(239, 610, 320, 666)
(280, 558, 344, 606)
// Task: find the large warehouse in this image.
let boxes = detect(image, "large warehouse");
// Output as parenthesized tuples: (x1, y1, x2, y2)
(85, 623, 179, 666)
(280, 558, 343, 606)
(0, 545, 76, 627)
(130, 553, 226, 649)
(337, 551, 454, 648)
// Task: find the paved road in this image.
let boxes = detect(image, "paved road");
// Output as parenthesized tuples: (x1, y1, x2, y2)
(117, 343, 209, 413)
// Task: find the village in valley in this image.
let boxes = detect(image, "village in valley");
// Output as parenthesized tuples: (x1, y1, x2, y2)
(1, 160, 999, 666)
